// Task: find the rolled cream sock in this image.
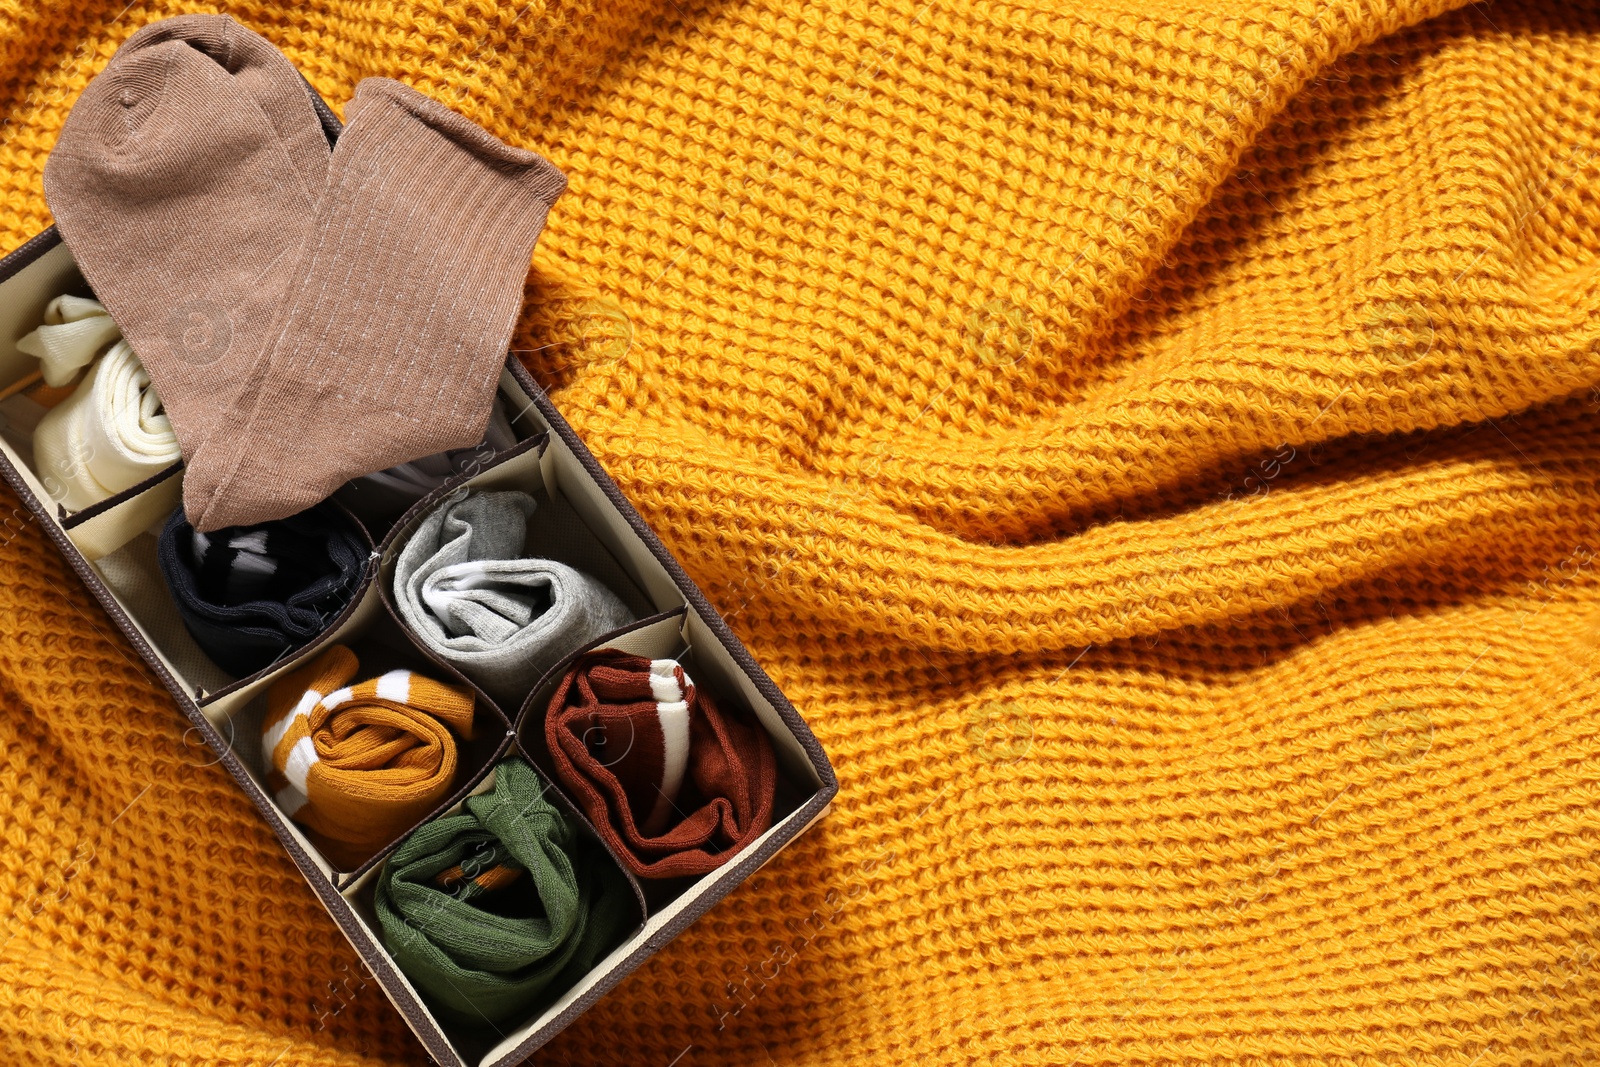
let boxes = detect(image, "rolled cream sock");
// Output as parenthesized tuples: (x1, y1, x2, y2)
(392, 489, 634, 710)
(262, 644, 476, 868)
(544, 649, 778, 879)
(16, 294, 125, 387)
(31, 329, 180, 511)
(374, 758, 636, 1028)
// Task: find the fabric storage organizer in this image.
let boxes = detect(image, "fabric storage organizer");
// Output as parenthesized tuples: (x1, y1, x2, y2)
(0, 78, 836, 1067)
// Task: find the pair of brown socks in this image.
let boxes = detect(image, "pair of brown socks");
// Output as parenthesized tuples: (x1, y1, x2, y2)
(44, 15, 566, 532)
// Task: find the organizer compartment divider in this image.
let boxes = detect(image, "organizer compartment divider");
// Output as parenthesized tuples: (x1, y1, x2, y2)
(194, 571, 387, 720)
(334, 750, 649, 1067)
(51, 461, 182, 560)
(328, 728, 522, 892)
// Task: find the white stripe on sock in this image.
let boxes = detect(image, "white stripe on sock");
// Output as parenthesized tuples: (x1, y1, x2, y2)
(648, 659, 682, 704)
(375, 670, 411, 703)
(228, 530, 271, 554)
(283, 736, 320, 794)
(274, 783, 308, 818)
(643, 660, 692, 836)
(230, 549, 277, 580)
(262, 687, 321, 758)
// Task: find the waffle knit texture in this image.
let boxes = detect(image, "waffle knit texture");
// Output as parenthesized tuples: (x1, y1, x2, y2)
(545, 649, 777, 879)
(373, 758, 636, 1029)
(5, 2, 1600, 1065)
(156, 501, 367, 677)
(262, 644, 477, 870)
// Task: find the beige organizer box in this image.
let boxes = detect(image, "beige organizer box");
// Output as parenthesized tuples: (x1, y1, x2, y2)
(0, 220, 838, 1067)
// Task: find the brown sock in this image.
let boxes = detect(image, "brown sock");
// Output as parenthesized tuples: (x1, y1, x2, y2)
(42, 14, 329, 457)
(181, 77, 566, 532)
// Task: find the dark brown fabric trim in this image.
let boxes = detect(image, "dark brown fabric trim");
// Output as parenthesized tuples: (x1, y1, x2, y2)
(0, 225, 62, 283)
(58, 460, 183, 529)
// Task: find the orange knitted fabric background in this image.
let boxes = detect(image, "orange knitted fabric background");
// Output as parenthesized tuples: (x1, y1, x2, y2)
(4, 0, 1600, 1064)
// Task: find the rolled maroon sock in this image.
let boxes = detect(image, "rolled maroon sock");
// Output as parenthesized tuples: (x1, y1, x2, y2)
(543, 649, 777, 879)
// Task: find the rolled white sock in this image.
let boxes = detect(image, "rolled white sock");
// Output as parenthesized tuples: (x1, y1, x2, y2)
(32, 326, 180, 511)
(16, 295, 125, 387)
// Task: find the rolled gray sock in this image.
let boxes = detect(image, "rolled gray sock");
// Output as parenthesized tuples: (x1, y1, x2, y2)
(393, 489, 634, 710)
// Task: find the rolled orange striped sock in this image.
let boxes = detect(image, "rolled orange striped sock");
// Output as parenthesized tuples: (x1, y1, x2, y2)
(262, 644, 475, 867)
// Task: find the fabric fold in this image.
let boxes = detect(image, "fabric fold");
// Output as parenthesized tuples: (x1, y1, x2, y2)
(392, 488, 634, 710)
(374, 758, 635, 1028)
(262, 644, 476, 868)
(544, 649, 778, 879)
(27, 297, 180, 511)
(156, 502, 367, 677)
(16, 294, 124, 388)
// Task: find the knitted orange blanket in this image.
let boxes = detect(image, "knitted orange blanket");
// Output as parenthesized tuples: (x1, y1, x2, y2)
(3, 2, 1599, 1064)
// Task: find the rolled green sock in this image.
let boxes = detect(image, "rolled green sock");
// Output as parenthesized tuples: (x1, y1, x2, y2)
(374, 758, 636, 1029)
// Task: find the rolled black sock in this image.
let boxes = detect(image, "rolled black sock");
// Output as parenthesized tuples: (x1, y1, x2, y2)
(157, 502, 368, 677)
